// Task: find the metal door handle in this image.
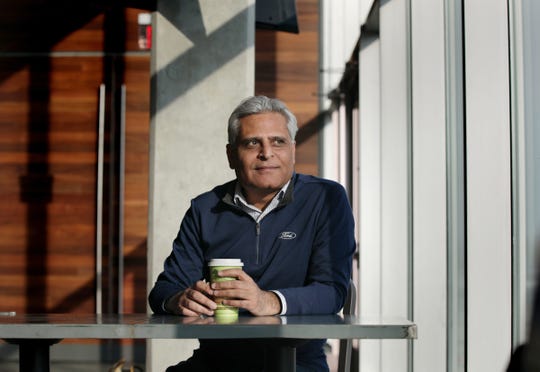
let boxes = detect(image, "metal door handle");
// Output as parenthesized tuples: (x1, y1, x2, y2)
(96, 84, 105, 315)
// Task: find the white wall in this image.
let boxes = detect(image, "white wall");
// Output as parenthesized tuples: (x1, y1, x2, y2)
(353, 0, 515, 371)
(509, 0, 540, 347)
(319, 0, 363, 181)
(378, 1, 411, 371)
(410, 0, 447, 371)
(358, 30, 382, 372)
(463, 1, 512, 370)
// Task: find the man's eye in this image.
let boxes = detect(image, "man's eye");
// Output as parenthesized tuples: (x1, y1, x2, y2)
(272, 138, 287, 147)
(244, 139, 259, 148)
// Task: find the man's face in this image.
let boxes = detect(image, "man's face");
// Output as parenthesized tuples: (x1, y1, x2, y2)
(226, 112, 296, 200)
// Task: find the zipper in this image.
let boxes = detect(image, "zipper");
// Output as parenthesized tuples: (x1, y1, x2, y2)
(255, 222, 261, 264)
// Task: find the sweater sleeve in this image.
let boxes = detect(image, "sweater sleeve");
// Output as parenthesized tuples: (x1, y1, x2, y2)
(277, 183, 356, 315)
(148, 203, 205, 314)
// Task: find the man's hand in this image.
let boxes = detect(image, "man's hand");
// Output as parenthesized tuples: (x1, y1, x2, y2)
(165, 280, 217, 316)
(210, 269, 281, 316)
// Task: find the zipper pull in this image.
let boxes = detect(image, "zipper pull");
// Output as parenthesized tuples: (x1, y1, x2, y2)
(255, 222, 261, 264)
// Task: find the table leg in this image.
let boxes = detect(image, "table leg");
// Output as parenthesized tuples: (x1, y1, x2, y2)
(7, 339, 61, 372)
(264, 342, 296, 372)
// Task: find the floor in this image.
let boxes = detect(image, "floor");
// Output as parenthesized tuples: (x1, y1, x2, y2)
(1, 362, 114, 372)
(1, 345, 340, 371)
(2, 360, 337, 372)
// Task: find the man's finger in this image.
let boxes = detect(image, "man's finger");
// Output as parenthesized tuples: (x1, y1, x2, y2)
(179, 287, 217, 316)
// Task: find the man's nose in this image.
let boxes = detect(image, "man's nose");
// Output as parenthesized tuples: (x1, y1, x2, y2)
(258, 141, 274, 159)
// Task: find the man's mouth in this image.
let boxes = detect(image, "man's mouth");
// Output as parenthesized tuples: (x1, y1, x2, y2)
(255, 166, 278, 171)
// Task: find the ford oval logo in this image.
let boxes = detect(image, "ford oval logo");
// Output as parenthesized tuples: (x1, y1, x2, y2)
(279, 231, 296, 240)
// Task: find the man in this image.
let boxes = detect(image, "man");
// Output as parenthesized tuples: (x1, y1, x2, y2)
(149, 96, 356, 371)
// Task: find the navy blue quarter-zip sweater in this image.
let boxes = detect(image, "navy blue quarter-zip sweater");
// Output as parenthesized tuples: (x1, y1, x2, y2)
(149, 173, 356, 371)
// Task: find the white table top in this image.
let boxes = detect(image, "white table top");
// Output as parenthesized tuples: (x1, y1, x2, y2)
(0, 313, 416, 340)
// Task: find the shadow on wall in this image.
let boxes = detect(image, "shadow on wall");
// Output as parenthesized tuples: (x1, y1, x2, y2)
(152, 1, 255, 114)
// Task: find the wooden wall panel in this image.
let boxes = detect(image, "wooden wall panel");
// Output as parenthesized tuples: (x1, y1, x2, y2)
(255, 0, 320, 176)
(0, 3, 147, 53)
(0, 57, 103, 313)
(122, 56, 150, 313)
(0, 3, 150, 315)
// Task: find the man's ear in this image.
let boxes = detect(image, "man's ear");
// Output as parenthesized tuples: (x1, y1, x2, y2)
(226, 144, 236, 169)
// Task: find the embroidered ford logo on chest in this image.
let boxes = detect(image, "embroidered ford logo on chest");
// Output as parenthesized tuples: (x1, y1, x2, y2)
(278, 231, 296, 240)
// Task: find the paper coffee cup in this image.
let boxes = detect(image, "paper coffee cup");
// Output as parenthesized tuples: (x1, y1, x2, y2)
(208, 258, 243, 317)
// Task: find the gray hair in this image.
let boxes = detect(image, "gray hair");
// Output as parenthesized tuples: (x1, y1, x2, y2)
(227, 96, 298, 145)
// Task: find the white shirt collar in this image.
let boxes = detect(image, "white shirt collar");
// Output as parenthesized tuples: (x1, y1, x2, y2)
(233, 180, 291, 221)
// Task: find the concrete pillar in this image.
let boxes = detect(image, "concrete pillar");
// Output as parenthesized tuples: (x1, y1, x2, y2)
(146, 1, 255, 371)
